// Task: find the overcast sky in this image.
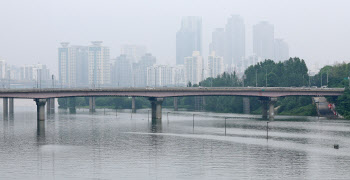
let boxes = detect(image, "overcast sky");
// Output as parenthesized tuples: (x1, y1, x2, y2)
(0, 0, 349, 75)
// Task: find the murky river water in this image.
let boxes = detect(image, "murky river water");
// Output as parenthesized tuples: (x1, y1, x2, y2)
(0, 100, 350, 179)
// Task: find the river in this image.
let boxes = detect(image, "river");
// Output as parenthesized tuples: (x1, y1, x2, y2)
(0, 99, 349, 179)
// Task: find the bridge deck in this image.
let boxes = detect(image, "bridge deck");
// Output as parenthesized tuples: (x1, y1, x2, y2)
(0, 87, 344, 99)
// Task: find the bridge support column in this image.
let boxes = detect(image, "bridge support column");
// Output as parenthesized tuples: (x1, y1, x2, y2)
(3, 98, 8, 119)
(46, 98, 51, 114)
(174, 97, 178, 111)
(35, 99, 46, 121)
(131, 97, 136, 113)
(260, 97, 269, 120)
(9, 98, 14, 117)
(89, 97, 96, 113)
(269, 98, 277, 121)
(243, 97, 250, 114)
(68, 97, 76, 113)
(50, 98, 55, 113)
(149, 97, 163, 123)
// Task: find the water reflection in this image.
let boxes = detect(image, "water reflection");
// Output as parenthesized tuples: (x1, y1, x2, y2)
(37, 121, 45, 145)
(151, 119, 162, 133)
(0, 109, 350, 179)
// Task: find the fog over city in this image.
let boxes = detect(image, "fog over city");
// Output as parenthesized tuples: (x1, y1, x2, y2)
(0, 0, 349, 75)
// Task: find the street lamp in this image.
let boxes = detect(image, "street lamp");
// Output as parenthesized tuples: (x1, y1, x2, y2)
(265, 69, 267, 87)
(255, 69, 258, 87)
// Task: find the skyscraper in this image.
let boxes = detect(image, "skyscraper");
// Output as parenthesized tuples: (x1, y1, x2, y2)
(253, 21, 275, 60)
(274, 39, 289, 61)
(88, 41, 110, 87)
(176, 16, 202, 65)
(224, 15, 245, 66)
(209, 28, 225, 57)
(184, 51, 203, 85)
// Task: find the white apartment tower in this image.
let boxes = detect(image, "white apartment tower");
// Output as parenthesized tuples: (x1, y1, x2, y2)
(208, 52, 224, 78)
(88, 41, 110, 87)
(184, 51, 203, 85)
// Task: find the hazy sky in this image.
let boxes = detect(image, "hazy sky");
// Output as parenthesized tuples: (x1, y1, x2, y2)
(0, 0, 349, 75)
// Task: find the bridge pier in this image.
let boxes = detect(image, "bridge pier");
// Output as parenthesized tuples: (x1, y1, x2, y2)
(89, 97, 96, 113)
(50, 98, 55, 113)
(46, 98, 51, 114)
(3, 98, 8, 119)
(131, 97, 136, 113)
(260, 98, 269, 120)
(149, 97, 163, 123)
(269, 98, 277, 121)
(35, 99, 46, 121)
(68, 97, 76, 113)
(243, 97, 250, 114)
(9, 98, 14, 117)
(174, 97, 178, 111)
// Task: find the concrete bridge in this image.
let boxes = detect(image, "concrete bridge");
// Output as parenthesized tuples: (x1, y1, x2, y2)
(0, 87, 344, 122)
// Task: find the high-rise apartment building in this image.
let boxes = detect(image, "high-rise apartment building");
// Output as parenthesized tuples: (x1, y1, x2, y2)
(274, 39, 289, 61)
(88, 41, 110, 87)
(207, 52, 224, 78)
(184, 51, 203, 85)
(176, 16, 202, 65)
(224, 15, 245, 66)
(253, 21, 275, 60)
(147, 65, 178, 87)
(58, 43, 89, 87)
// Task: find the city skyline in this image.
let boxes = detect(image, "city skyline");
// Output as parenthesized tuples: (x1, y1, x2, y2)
(1, 0, 349, 76)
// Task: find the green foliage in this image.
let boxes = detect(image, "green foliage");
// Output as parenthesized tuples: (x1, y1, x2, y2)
(244, 58, 308, 87)
(313, 63, 350, 88)
(277, 96, 317, 116)
(199, 57, 315, 115)
(335, 88, 350, 119)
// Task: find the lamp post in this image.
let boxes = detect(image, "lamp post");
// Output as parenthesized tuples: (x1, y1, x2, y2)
(265, 69, 267, 87)
(255, 69, 258, 87)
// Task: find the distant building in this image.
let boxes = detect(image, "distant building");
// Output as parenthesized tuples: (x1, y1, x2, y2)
(224, 15, 245, 66)
(207, 52, 224, 78)
(209, 28, 225, 57)
(274, 39, 289, 61)
(253, 21, 275, 60)
(112, 54, 132, 87)
(120, 45, 147, 63)
(176, 16, 202, 65)
(133, 53, 156, 87)
(147, 65, 176, 87)
(184, 51, 203, 85)
(0, 58, 7, 79)
(58, 43, 89, 87)
(174, 65, 185, 86)
(20, 65, 34, 80)
(88, 41, 110, 87)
